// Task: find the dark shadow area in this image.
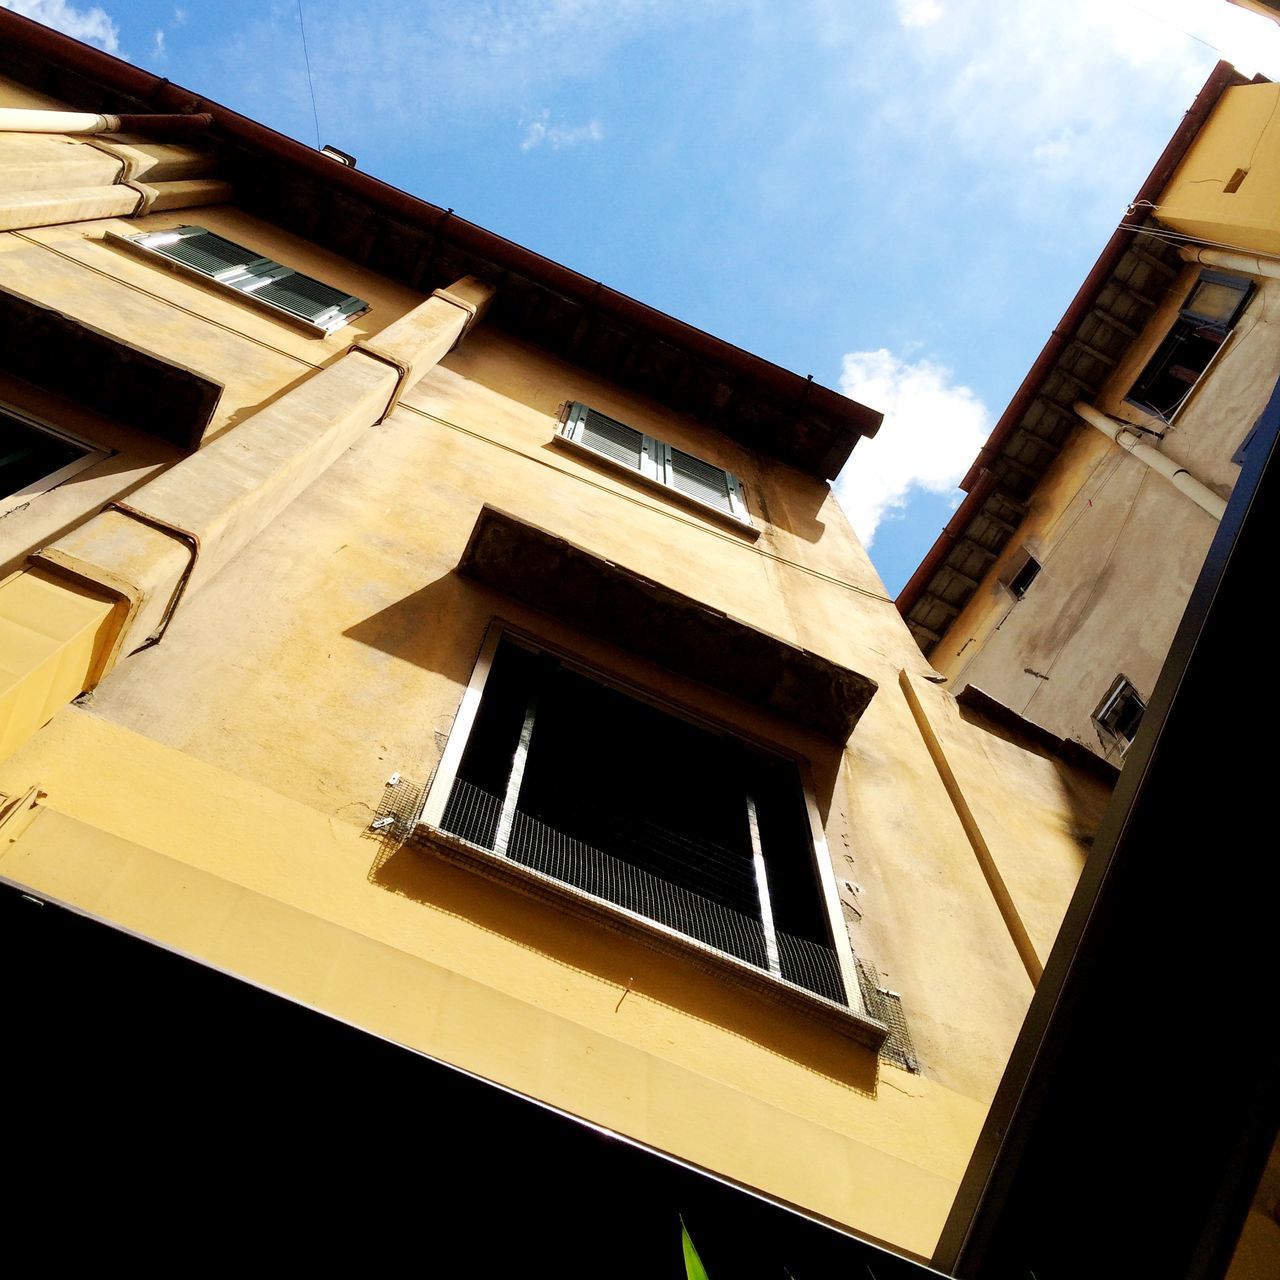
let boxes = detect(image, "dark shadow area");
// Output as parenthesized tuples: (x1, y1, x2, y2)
(1, 883, 928, 1275)
(457, 506, 876, 742)
(936, 364, 1280, 1278)
(0, 281, 222, 449)
(956, 685, 1114, 855)
(342, 569, 490, 687)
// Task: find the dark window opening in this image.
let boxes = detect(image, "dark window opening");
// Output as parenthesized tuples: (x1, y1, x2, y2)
(1, 407, 101, 506)
(559, 402, 751, 524)
(437, 636, 846, 1004)
(1094, 675, 1146, 748)
(1126, 270, 1254, 422)
(1007, 554, 1041, 599)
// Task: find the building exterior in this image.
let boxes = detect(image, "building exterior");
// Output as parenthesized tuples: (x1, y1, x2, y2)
(0, 11, 1119, 1271)
(898, 61, 1280, 1278)
(898, 64, 1280, 771)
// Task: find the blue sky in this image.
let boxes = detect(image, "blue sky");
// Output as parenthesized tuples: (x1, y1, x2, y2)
(8, 0, 1280, 591)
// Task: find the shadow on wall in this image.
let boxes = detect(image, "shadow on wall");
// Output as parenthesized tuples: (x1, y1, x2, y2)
(342, 568, 849, 824)
(0, 447, 179, 579)
(369, 835, 881, 1096)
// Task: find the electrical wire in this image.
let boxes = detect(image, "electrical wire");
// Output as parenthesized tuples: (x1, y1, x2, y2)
(296, 0, 321, 151)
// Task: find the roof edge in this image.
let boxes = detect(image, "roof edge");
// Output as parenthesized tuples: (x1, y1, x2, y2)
(0, 9, 882, 473)
(896, 58, 1247, 618)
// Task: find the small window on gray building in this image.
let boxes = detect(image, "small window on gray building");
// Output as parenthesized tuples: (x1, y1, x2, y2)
(1126, 270, 1254, 423)
(120, 226, 369, 334)
(1, 406, 109, 515)
(1093, 675, 1146, 750)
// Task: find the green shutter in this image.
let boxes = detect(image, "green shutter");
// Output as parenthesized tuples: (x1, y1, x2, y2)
(560, 402, 750, 524)
(128, 226, 368, 333)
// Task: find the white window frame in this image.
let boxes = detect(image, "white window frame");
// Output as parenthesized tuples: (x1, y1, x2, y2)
(418, 621, 869, 1027)
(1124, 269, 1255, 427)
(553, 402, 755, 533)
(106, 225, 370, 337)
(1092, 674, 1147, 755)
(1, 404, 111, 516)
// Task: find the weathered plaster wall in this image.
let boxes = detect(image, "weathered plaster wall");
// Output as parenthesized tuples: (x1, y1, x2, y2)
(0, 87, 1108, 1258)
(933, 273, 1280, 756)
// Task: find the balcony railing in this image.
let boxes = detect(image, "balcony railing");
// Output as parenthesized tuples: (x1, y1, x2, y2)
(438, 777, 847, 1005)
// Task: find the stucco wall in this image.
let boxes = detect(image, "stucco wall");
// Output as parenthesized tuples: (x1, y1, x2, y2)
(933, 271, 1280, 756)
(0, 88, 1109, 1258)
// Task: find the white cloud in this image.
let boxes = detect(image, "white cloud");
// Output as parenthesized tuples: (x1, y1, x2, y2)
(520, 108, 605, 152)
(833, 0, 1280, 202)
(895, 0, 943, 28)
(0, 0, 119, 52)
(834, 349, 991, 547)
(151, 27, 165, 59)
(172, 6, 186, 25)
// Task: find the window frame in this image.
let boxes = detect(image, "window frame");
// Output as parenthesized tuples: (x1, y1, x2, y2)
(106, 225, 370, 337)
(417, 621, 870, 1027)
(1003, 550, 1042, 600)
(554, 402, 755, 534)
(1092, 674, 1147, 754)
(1124, 269, 1255, 425)
(0, 403, 111, 517)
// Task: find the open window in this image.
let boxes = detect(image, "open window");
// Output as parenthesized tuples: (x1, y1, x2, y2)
(556, 402, 752, 528)
(1, 405, 109, 516)
(1126, 270, 1254, 423)
(420, 628, 852, 1007)
(110, 226, 369, 335)
(1004, 550, 1042, 600)
(1093, 674, 1146, 753)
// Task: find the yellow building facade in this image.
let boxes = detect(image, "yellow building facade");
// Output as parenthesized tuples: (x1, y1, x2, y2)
(0, 13, 1113, 1269)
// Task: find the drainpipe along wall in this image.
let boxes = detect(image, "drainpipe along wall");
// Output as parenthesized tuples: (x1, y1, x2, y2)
(0, 276, 494, 763)
(1073, 402, 1227, 520)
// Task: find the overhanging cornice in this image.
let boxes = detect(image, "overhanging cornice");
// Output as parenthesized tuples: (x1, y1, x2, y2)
(458, 506, 878, 742)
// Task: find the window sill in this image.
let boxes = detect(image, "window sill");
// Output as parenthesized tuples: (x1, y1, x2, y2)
(103, 230, 364, 338)
(411, 819, 888, 1051)
(550, 431, 761, 539)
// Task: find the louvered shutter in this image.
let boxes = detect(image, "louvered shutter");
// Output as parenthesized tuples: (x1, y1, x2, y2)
(560, 402, 749, 523)
(137, 226, 273, 280)
(667, 446, 734, 514)
(129, 226, 368, 332)
(566, 403, 647, 471)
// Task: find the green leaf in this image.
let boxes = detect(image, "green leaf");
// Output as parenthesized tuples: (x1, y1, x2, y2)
(681, 1218, 710, 1280)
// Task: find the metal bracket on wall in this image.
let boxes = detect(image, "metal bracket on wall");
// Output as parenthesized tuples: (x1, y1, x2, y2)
(103, 500, 200, 649)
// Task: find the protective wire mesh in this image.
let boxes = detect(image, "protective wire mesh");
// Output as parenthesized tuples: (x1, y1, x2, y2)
(439, 778, 846, 1005)
(855, 957, 919, 1072)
